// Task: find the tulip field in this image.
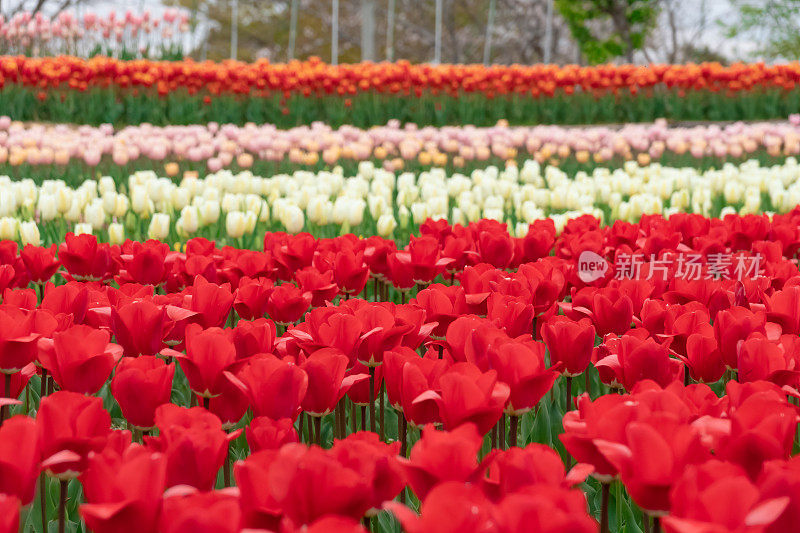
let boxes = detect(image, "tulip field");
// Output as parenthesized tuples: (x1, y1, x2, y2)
(6, 51, 800, 533)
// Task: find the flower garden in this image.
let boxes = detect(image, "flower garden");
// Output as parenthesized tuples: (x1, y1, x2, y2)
(3, 42, 800, 533)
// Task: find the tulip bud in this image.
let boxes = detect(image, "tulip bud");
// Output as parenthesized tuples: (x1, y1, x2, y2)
(108, 222, 125, 245)
(398, 205, 410, 229)
(148, 213, 170, 241)
(226, 210, 247, 239)
(376, 213, 397, 237)
(19, 220, 40, 246)
(200, 200, 220, 225)
(73, 222, 93, 236)
(282, 204, 304, 234)
(38, 193, 57, 222)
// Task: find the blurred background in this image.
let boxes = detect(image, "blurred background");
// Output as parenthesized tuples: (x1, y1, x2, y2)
(0, 0, 792, 65)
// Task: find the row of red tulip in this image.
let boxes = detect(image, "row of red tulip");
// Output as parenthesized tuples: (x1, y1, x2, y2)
(2, 210, 800, 532)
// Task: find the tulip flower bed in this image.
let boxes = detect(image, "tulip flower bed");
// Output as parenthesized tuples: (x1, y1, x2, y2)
(2, 209, 800, 533)
(3, 58, 800, 126)
(4, 157, 800, 249)
(1, 118, 799, 184)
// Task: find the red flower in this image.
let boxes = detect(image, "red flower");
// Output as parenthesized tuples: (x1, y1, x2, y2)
(79, 443, 166, 533)
(234, 450, 283, 530)
(226, 354, 308, 420)
(146, 404, 234, 490)
(300, 348, 367, 416)
(388, 481, 493, 533)
(116, 240, 171, 286)
(413, 284, 468, 339)
(160, 490, 241, 533)
(0, 307, 39, 373)
(0, 415, 39, 505)
(20, 244, 60, 284)
(333, 250, 370, 295)
(58, 232, 114, 282)
(331, 432, 404, 512)
(111, 356, 175, 430)
(541, 316, 596, 377)
(37, 391, 112, 479)
(233, 276, 273, 320)
(423, 363, 509, 435)
(393, 236, 452, 284)
(37, 324, 122, 395)
(714, 306, 767, 369)
(189, 275, 234, 328)
(401, 424, 483, 501)
(40, 281, 89, 324)
(162, 324, 238, 398)
(246, 416, 298, 452)
(259, 443, 372, 525)
(595, 332, 684, 391)
(111, 299, 169, 356)
(265, 283, 312, 325)
(230, 317, 276, 359)
(680, 333, 726, 383)
(488, 339, 558, 416)
(295, 266, 339, 307)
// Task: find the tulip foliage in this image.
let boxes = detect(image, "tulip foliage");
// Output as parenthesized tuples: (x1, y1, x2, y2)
(4, 211, 800, 533)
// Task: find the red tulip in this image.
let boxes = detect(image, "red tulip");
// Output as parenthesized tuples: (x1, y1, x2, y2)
(495, 486, 598, 533)
(398, 350, 450, 427)
(295, 266, 339, 307)
(413, 284, 468, 339)
(116, 240, 171, 286)
(714, 306, 768, 369)
(596, 419, 710, 513)
(226, 354, 308, 420)
(333, 250, 370, 295)
(0, 494, 19, 533)
(189, 275, 234, 328)
(40, 281, 89, 324)
(476, 225, 514, 269)
(246, 416, 298, 452)
(680, 333, 726, 383)
(160, 490, 241, 533)
(233, 276, 273, 320)
(20, 244, 60, 284)
(591, 288, 634, 336)
(79, 443, 166, 533)
(542, 316, 596, 376)
(260, 443, 372, 525)
(595, 332, 684, 391)
(421, 363, 509, 435)
(266, 283, 312, 325)
(394, 236, 452, 285)
(486, 293, 534, 338)
(0, 307, 39, 373)
(37, 324, 122, 394)
(0, 415, 39, 505)
(162, 324, 238, 398)
(663, 460, 787, 533)
(146, 404, 233, 490)
(300, 348, 368, 416)
(234, 450, 283, 530)
(37, 391, 112, 479)
(203, 375, 250, 429)
(230, 317, 276, 359)
(331, 432, 404, 513)
(488, 339, 558, 416)
(111, 299, 170, 356)
(58, 232, 114, 282)
(0, 363, 34, 402)
(111, 356, 175, 430)
(517, 219, 556, 262)
(401, 423, 483, 501)
(387, 481, 494, 533)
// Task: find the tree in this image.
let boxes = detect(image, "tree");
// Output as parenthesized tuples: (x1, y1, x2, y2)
(723, 0, 800, 60)
(555, 0, 659, 63)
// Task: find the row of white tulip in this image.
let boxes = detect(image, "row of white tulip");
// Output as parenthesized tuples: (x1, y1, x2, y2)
(0, 157, 798, 246)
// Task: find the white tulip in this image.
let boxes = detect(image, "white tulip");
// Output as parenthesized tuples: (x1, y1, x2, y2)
(73, 222, 93, 236)
(19, 220, 40, 246)
(148, 213, 170, 240)
(226, 211, 247, 239)
(282, 204, 305, 234)
(377, 214, 397, 237)
(108, 222, 125, 245)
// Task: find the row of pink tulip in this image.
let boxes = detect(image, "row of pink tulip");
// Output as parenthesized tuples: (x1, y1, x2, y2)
(0, 9, 189, 58)
(1, 116, 800, 172)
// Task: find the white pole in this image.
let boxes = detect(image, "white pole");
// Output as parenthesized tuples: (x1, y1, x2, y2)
(434, 0, 442, 64)
(361, 0, 375, 61)
(386, 0, 396, 61)
(230, 0, 239, 60)
(332, 0, 339, 65)
(288, 0, 298, 60)
(483, 0, 496, 65)
(543, 0, 553, 64)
